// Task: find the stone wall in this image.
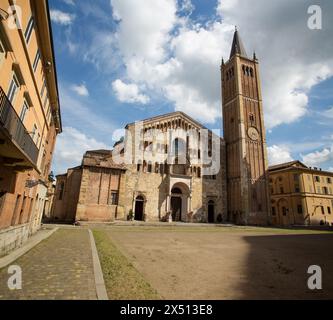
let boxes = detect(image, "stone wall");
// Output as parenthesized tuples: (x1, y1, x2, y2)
(0, 223, 30, 258)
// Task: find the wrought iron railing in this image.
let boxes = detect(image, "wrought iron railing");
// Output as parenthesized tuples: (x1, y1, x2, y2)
(0, 86, 39, 165)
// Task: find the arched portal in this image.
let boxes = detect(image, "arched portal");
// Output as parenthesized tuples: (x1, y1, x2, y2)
(135, 195, 145, 221)
(170, 183, 190, 222)
(208, 200, 215, 223)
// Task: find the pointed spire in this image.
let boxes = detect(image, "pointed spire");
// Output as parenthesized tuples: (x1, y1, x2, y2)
(253, 51, 257, 60)
(229, 28, 248, 59)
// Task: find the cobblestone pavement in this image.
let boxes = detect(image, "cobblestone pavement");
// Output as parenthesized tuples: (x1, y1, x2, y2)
(0, 228, 97, 300)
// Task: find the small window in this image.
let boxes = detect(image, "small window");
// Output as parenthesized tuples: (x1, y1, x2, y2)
(43, 94, 48, 109)
(0, 38, 5, 65)
(272, 207, 276, 216)
(321, 206, 325, 215)
(110, 191, 119, 205)
(36, 133, 41, 146)
(327, 177, 332, 184)
(147, 162, 152, 173)
(315, 176, 320, 182)
(197, 167, 201, 178)
(19, 100, 29, 123)
(31, 124, 37, 141)
(137, 161, 142, 172)
(7, 74, 20, 103)
(282, 207, 287, 216)
(24, 16, 34, 43)
(249, 113, 255, 123)
(41, 79, 47, 98)
(328, 207, 331, 215)
(295, 185, 300, 193)
(323, 187, 328, 195)
(317, 187, 321, 194)
(33, 50, 41, 72)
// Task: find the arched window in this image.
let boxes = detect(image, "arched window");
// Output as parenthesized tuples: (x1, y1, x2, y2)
(155, 162, 159, 174)
(143, 161, 147, 173)
(242, 65, 246, 75)
(148, 162, 152, 173)
(250, 68, 254, 77)
(246, 66, 250, 76)
(249, 113, 255, 124)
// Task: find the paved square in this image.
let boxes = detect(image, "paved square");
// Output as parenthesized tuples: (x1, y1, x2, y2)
(0, 228, 97, 300)
(100, 226, 333, 299)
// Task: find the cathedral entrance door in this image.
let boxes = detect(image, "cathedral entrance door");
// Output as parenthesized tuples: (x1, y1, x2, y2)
(208, 200, 215, 223)
(135, 196, 144, 221)
(171, 197, 182, 222)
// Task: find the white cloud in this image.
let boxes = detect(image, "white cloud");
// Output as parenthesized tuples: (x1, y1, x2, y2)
(322, 107, 333, 118)
(216, 0, 333, 128)
(63, 0, 75, 5)
(111, 0, 178, 63)
(53, 127, 110, 174)
(301, 146, 333, 167)
(71, 84, 89, 96)
(79, 0, 333, 127)
(50, 9, 75, 25)
(59, 84, 117, 138)
(267, 145, 294, 166)
(112, 79, 150, 104)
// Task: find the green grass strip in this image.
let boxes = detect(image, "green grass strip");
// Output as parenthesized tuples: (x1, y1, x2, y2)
(92, 229, 160, 300)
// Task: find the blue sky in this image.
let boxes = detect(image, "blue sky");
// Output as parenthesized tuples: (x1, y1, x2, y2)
(49, 0, 333, 174)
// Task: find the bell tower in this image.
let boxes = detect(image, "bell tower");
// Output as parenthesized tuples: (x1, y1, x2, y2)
(222, 28, 270, 225)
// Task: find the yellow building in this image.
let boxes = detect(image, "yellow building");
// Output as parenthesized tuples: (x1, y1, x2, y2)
(269, 161, 333, 226)
(0, 0, 61, 256)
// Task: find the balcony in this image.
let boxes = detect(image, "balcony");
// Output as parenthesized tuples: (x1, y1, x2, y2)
(0, 87, 39, 171)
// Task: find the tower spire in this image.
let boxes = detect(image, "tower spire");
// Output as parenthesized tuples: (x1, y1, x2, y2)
(229, 28, 247, 59)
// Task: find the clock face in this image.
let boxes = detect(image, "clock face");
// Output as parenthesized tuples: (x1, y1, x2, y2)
(248, 127, 259, 141)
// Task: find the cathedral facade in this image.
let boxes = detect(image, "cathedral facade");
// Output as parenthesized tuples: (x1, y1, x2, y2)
(51, 30, 271, 225)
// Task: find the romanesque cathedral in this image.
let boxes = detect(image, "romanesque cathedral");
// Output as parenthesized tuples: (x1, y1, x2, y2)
(52, 30, 272, 226)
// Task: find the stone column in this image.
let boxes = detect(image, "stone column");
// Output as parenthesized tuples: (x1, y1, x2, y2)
(166, 194, 171, 212)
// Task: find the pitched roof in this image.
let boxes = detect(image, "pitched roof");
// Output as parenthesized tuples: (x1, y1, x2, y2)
(125, 111, 207, 130)
(268, 160, 308, 172)
(229, 30, 248, 59)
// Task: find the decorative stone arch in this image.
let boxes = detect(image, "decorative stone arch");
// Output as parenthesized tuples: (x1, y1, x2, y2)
(134, 194, 146, 221)
(169, 182, 191, 222)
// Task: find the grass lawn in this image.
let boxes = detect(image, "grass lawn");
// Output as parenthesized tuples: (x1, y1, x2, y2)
(93, 229, 160, 300)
